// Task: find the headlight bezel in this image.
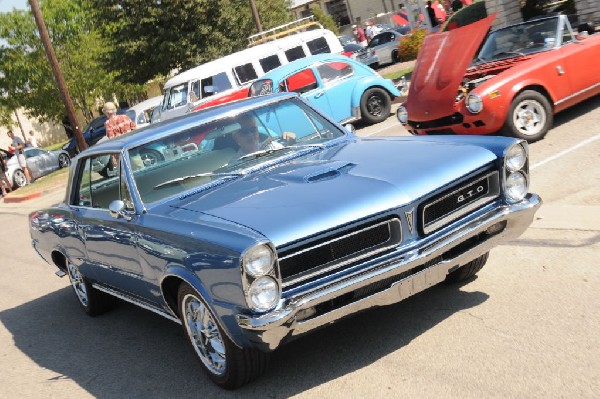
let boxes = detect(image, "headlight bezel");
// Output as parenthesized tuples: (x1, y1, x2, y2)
(502, 141, 530, 204)
(505, 143, 527, 172)
(466, 93, 483, 114)
(247, 276, 279, 311)
(396, 105, 409, 125)
(505, 171, 528, 203)
(240, 242, 281, 313)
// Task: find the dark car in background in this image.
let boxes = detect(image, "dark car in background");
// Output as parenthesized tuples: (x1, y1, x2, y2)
(62, 110, 128, 157)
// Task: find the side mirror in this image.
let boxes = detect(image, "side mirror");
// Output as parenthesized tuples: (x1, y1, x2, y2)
(343, 123, 356, 134)
(108, 200, 133, 221)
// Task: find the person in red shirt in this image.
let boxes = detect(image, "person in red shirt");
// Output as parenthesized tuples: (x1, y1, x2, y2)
(103, 102, 136, 139)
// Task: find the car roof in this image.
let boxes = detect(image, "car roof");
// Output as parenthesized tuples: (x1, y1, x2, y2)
(128, 96, 163, 114)
(82, 93, 302, 154)
(255, 53, 367, 82)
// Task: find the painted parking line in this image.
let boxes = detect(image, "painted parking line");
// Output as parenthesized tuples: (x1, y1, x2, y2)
(531, 133, 600, 170)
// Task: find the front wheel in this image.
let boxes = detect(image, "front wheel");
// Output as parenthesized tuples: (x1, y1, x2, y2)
(12, 169, 27, 188)
(178, 283, 269, 389)
(360, 88, 392, 125)
(500, 90, 552, 143)
(445, 252, 489, 283)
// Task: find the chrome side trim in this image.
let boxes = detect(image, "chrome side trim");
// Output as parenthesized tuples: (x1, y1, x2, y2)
(422, 171, 500, 234)
(92, 283, 181, 324)
(280, 218, 402, 288)
(555, 82, 600, 106)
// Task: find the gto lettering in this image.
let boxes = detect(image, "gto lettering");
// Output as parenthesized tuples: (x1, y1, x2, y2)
(457, 185, 484, 203)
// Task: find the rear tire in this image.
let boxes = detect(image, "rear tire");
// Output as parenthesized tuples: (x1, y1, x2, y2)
(500, 90, 552, 143)
(58, 153, 71, 168)
(445, 252, 489, 283)
(360, 88, 392, 125)
(12, 169, 27, 188)
(178, 283, 269, 389)
(66, 261, 116, 316)
(392, 49, 401, 63)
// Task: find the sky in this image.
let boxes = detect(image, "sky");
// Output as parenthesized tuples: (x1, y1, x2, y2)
(0, 0, 28, 13)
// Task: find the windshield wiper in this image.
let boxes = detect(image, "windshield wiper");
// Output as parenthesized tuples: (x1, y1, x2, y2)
(237, 143, 325, 161)
(154, 172, 244, 189)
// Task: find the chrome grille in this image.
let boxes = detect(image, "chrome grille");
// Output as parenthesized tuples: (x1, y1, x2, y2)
(279, 218, 402, 287)
(420, 171, 500, 234)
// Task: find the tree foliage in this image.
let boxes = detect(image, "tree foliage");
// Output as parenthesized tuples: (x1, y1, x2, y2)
(90, 0, 292, 85)
(310, 5, 339, 35)
(521, 0, 577, 21)
(0, 0, 144, 129)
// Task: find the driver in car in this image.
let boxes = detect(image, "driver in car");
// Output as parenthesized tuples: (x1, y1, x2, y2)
(231, 113, 296, 158)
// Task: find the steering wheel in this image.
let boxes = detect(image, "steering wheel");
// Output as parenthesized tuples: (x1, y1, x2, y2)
(259, 133, 296, 150)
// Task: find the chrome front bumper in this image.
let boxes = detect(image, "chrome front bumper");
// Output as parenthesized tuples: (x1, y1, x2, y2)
(236, 194, 541, 351)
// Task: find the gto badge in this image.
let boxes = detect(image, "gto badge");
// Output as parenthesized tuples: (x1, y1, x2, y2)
(457, 185, 485, 203)
(405, 208, 415, 234)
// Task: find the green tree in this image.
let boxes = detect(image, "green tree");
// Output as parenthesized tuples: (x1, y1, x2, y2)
(310, 5, 339, 35)
(0, 0, 145, 130)
(91, 0, 291, 85)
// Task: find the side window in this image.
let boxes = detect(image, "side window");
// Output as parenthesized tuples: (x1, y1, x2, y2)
(284, 46, 306, 62)
(259, 54, 282, 73)
(201, 72, 233, 98)
(307, 37, 330, 55)
(234, 63, 258, 85)
(25, 148, 43, 158)
(73, 154, 125, 209)
(369, 36, 381, 47)
(190, 80, 200, 102)
(163, 84, 188, 110)
(281, 69, 318, 94)
(316, 61, 353, 83)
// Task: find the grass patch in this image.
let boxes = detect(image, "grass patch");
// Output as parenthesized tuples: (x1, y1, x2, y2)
(9, 167, 69, 196)
(383, 68, 413, 81)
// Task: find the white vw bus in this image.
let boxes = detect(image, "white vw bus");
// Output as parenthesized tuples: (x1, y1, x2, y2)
(158, 18, 343, 121)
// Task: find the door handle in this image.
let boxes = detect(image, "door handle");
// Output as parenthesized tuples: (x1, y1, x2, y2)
(314, 91, 324, 98)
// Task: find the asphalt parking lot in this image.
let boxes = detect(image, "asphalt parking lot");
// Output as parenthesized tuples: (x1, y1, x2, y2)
(0, 95, 599, 398)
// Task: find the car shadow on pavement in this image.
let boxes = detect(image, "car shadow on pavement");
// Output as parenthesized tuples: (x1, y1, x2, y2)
(552, 93, 600, 130)
(1, 280, 487, 397)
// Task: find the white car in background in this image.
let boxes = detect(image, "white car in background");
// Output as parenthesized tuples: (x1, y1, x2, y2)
(125, 96, 163, 128)
(357, 29, 405, 68)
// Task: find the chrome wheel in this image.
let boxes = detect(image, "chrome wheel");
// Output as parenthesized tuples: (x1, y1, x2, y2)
(13, 169, 26, 188)
(58, 153, 70, 168)
(182, 293, 226, 376)
(512, 99, 547, 137)
(67, 262, 89, 308)
(139, 150, 161, 166)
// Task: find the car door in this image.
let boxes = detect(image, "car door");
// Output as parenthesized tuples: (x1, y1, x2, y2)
(23, 148, 46, 178)
(280, 68, 335, 119)
(70, 153, 156, 304)
(315, 61, 356, 122)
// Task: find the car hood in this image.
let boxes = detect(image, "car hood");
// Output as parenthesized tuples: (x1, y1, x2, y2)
(169, 138, 497, 247)
(406, 15, 495, 120)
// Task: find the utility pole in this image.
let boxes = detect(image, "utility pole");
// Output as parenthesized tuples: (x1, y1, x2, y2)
(28, 0, 85, 152)
(249, 0, 263, 33)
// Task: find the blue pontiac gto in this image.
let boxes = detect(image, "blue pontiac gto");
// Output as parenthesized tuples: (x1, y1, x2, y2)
(30, 93, 541, 388)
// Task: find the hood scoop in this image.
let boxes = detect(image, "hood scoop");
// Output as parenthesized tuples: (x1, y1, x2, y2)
(305, 162, 356, 183)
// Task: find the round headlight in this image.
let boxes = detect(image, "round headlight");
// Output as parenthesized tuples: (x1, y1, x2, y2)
(505, 144, 527, 172)
(248, 276, 279, 311)
(243, 244, 274, 277)
(396, 105, 409, 125)
(466, 93, 483, 114)
(505, 172, 528, 203)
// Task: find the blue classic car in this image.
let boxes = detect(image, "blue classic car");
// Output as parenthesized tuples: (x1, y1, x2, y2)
(249, 53, 400, 125)
(29, 93, 541, 389)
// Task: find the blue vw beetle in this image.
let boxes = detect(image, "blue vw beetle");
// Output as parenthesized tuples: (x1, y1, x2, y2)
(29, 93, 541, 389)
(249, 53, 400, 125)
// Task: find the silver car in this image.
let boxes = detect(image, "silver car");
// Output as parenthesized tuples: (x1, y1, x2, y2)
(6, 147, 70, 188)
(357, 30, 405, 67)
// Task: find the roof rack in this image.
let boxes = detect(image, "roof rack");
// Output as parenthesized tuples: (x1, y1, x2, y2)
(247, 16, 323, 47)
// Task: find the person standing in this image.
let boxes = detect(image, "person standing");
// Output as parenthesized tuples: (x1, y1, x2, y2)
(427, 1, 440, 32)
(102, 101, 136, 139)
(451, 0, 463, 12)
(27, 130, 38, 147)
(7, 130, 32, 185)
(0, 152, 13, 196)
(365, 22, 374, 43)
(353, 24, 367, 46)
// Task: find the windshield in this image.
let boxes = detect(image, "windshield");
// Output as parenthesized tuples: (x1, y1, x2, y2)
(128, 98, 345, 203)
(477, 17, 560, 63)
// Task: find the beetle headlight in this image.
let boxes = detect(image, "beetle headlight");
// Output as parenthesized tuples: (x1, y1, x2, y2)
(466, 93, 483, 114)
(505, 172, 528, 203)
(248, 276, 279, 311)
(243, 244, 274, 277)
(505, 144, 527, 172)
(396, 105, 408, 125)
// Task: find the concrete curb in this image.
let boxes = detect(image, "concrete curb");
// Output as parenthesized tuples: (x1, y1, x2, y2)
(3, 191, 42, 203)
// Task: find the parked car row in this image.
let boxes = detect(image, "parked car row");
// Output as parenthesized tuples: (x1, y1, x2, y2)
(2, 146, 70, 188)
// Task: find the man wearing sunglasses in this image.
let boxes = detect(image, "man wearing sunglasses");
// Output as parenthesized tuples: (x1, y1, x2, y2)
(231, 113, 296, 158)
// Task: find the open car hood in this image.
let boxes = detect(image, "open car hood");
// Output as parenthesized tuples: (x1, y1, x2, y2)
(407, 15, 495, 120)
